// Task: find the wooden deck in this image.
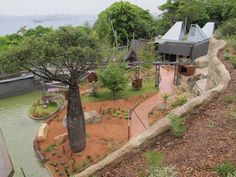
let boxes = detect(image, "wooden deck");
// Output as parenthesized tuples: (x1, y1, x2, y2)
(0, 129, 14, 177)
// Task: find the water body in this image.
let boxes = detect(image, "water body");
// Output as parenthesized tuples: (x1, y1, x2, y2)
(0, 91, 51, 177)
(0, 15, 97, 36)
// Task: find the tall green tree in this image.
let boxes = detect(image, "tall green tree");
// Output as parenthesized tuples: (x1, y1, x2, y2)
(0, 26, 99, 152)
(94, 1, 156, 46)
(176, 0, 209, 28)
(98, 63, 127, 100)
(156, 0, 180, 35)
(203, 0, 224, 25)
(0, 26, 53, 74)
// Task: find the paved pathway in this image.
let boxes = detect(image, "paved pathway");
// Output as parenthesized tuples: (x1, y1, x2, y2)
(131, 66, 175, 138)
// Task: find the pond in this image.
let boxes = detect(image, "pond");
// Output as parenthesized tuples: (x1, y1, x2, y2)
(0, 91, 51, 177)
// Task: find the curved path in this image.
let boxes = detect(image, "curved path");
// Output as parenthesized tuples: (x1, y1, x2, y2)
(131, 66, 175, 138)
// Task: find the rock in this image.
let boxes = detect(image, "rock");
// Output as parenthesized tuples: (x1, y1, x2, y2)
(90, 111, 102, 123)
(54, 133, 68, 146)
(37, 123, 49, 141)
(63, 111, 102, 128)
(62, 116, 67, 128)
(195, 56, 209, 68)
(84, 111, 102, 124)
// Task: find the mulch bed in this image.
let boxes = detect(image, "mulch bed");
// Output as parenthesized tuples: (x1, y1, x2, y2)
(97, 50, 236, 177)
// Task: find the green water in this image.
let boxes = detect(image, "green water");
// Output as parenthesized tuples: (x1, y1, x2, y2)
(0, 91, 51, 177)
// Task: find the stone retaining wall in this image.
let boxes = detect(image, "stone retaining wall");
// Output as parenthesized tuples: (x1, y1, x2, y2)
(75, 38, 231, 177)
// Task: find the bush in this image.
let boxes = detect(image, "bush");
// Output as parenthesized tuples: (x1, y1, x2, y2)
(168, 114, 186, 137)
(214, 161, 236, 177)
(226, 104, 236, 119)
(144, 151, 177, 177)
(219, 19, 236, 37)
(229, 56, 236, 69)
(148, 166, 177, 177)
(172, 96, 188, 108)
(225, 95, 236, 104)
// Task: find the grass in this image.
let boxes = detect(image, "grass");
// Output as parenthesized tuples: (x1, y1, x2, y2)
(226, 104, 236, 119)
(214, 161, 236, 177)
(225, 95, 236, 104)
(172, 96, 188, 108)
(144, 151, 177, 177)
(82, 79, 158, 103)
(29, 102, 59, 118)
(168, 114, 186, 137)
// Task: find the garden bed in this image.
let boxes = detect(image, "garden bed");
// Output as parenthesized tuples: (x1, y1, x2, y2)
(28, 102, 60, 120)
(38, 93, 155, 176)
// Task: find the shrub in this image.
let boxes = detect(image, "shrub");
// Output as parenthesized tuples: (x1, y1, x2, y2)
(168, 114, 186, 137)
(219, 19, 236, 37)
(230, 56, 236, 69)
(144, 151, 177, 177)
(172, 96, 188, 108)
(225, 95, 236, 104)
(144, 151, 164, 169)
(226, 104, 236, 119)
(161, 93, 170, 110)
(44, 144, 56, 152)
(148, 166, 177, 177)
(214, 161, 236, 177)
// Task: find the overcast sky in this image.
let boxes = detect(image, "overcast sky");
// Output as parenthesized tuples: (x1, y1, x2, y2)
(0, 0, 166, 16)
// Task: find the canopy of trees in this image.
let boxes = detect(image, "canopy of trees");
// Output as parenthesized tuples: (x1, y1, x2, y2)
(93, 1, 156, 46)
(0, 26, 53, 74)
(156, 0, 236, 35)
(0, 26, 99, 152)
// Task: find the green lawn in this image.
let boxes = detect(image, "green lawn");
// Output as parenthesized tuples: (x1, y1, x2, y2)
(82, 79, 158, 103)
(29, 102, 59, 118)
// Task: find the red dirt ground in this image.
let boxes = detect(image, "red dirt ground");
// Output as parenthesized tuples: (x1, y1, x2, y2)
(39, 93, 155, 177)
(97, 48, 236, 177)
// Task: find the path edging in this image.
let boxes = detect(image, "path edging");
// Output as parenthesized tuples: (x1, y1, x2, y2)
(75, 38, 231, 177)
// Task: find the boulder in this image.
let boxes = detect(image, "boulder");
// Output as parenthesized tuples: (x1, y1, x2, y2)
(63, 111, 102, 127)
(54, 133, 68, 145)
(37, 123, 49, 141)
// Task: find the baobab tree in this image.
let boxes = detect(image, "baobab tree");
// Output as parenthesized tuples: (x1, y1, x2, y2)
(0, 26, 99, 152)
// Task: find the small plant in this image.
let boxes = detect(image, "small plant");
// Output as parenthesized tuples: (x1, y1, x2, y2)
(225, 95, 236, 104)
(227, 104, 236, 119)
(168, 114, 186, 137)
(214, 161, 236, 177)
(162, 93, 170, 110)
(145, 151, 164, 169)
(206, 123, 214, 128)
(86, 155, 93, 162)
(230, 56, 236, 69)
(172, 96, 188, 108)
(224, 48, 230, 60)
(44, 144, 56, 152)
(144, 151, 177, 177)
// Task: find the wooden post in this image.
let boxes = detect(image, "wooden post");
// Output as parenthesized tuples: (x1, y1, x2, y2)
(62, 145, 65, 154)
(20, 167, 26, 177)
(128, 109, 131, 140)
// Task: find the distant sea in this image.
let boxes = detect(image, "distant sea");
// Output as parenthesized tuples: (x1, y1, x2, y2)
(0, 15, 97, 36)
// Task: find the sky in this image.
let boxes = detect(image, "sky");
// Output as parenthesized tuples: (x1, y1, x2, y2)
(0, 0, 166, 16)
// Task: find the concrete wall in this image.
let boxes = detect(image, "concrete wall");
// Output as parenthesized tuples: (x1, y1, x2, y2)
(206, 38, 228, 90)
(0, 74, 34, 99)
(75, 38, 231, 177)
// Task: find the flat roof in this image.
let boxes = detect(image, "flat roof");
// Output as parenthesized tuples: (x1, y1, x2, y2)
(0, 129, 14, 177)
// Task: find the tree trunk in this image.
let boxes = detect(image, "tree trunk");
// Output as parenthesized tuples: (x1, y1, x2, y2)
(67, 83, 86, 153)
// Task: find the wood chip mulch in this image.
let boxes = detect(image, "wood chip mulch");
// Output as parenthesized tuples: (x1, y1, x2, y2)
(97, 50, 236, 177)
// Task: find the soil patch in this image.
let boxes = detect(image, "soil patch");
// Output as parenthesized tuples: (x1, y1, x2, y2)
(38, 93, 155, 176)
